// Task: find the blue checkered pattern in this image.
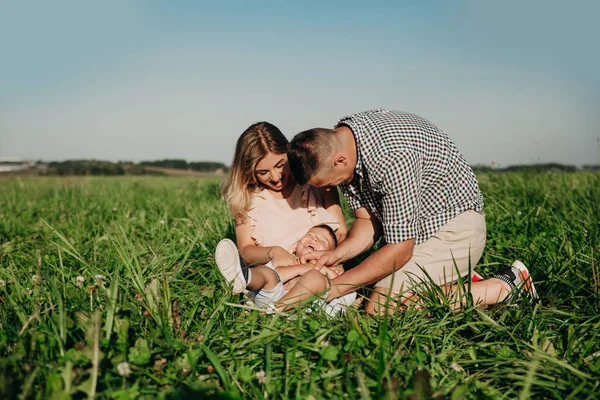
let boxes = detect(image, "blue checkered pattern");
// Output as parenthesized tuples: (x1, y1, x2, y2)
(337, 109, 484, 245)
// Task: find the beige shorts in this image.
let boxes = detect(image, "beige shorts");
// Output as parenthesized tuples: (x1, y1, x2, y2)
(376, 210, 486, 292)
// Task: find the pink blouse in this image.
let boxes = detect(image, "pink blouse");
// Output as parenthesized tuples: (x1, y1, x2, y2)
(248, 183, 340, 253)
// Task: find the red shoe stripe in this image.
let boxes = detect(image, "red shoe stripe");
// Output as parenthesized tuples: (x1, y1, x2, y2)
(519, 271, 532, 291)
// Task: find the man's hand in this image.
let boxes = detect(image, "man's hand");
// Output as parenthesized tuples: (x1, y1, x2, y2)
(299, 249, 343, 269)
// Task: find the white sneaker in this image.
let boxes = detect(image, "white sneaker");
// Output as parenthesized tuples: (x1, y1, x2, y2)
(494, 260, 539, 303)
(215, 239, 248, 294)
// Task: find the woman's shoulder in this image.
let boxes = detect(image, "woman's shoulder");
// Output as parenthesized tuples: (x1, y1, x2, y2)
(247, 188, 270, 217)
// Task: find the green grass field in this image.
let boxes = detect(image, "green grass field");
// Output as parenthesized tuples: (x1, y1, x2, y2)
(1, 173, 599, 399)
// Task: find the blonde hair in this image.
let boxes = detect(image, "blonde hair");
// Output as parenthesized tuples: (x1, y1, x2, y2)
(221, 122, 289, 223)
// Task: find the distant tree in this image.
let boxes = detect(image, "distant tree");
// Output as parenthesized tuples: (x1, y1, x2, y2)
(503, 163, 576, 172)
(188, 161, 229, 172)
(46, 160, 125, 176)
(139, 159, 188, 170)
(581, 164, 600, 171)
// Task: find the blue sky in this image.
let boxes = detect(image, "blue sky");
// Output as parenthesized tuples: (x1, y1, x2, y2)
(1, 1, 599, 166)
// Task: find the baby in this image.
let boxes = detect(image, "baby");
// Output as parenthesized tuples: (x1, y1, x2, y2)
(216, 224, 354, 312)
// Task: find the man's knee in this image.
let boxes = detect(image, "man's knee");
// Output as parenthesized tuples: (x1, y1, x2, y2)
(299, 269, 329, 294)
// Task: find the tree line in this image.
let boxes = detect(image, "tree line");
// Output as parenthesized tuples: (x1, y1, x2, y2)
(42, 159, 228, 176)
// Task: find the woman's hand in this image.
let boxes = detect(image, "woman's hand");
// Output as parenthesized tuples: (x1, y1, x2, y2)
(269, 246, 298, 267)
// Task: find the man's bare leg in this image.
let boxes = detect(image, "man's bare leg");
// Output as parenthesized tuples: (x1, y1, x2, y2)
(366, 278, 511, 315)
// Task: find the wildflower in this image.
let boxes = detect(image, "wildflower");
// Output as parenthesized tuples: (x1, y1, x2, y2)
(320, 339, 330, 347)
(160, 220, 165, 225)
(179, 238, 185, 243)
(94, 275, 105, 286)
(76, 275, 85, 287)
(256, 370, 266, 384)
(207, 365, 215, 374)
(32, 275, 41, 284)
(450, 362, 466, 374)
(25, 287, 32, 295)
(0, 279, 5, 287)
(113, 207, 118, 211)
(517, 211, 522, 216)
(117, 362, 131, 377)
(154, 358, 167, 371)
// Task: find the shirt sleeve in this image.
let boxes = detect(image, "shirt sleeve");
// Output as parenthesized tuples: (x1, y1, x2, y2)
(378, 151, 423, 244)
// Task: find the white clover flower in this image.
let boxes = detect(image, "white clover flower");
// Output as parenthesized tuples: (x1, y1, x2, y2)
(179, 238, 185, 243)
(256, 370, 266, 384)
(94, 274, 105, 286)
(320, 339, 330, 347)
(160, 220, 165, 225)
(0, 279, 5, 287)
(32, 275, 40, 284)
(117, 362, 131, 377)
(25, 287, 32, 295)
(76, 275, 85, 287)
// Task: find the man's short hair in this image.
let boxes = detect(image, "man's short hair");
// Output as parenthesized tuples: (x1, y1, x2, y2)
(288, 128, 336, 184)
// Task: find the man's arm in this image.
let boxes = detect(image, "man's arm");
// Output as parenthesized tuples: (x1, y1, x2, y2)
(326, 239, 415, 301)
(299, 207, 382, 266)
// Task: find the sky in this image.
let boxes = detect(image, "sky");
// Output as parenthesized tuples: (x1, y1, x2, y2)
(1, 0, 599, 167)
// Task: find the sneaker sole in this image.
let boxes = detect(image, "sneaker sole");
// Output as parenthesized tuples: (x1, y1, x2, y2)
(511, 260, 539, 301)
(215, 239, 246, 295)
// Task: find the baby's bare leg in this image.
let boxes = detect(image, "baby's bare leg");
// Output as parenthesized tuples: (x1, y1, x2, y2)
(276, 269, 329, 311)
(246, 266, 279, 291)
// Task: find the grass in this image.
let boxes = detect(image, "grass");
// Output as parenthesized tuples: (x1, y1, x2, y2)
(0, 172, 599, 399)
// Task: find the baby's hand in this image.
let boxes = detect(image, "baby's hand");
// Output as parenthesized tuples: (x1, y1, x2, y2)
(313, 264, 344, 279)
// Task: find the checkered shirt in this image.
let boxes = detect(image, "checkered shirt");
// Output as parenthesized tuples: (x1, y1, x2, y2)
(337, 109, 484, 245)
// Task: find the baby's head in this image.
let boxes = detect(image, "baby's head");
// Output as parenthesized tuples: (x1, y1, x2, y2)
(294, 224, 338, 257)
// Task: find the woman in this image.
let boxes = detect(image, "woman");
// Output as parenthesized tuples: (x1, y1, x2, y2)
(221, 121, 348, 268)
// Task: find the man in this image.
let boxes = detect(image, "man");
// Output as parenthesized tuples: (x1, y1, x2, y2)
(288, 109, 538, 314)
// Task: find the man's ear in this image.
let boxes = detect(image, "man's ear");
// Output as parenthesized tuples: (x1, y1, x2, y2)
(333, 154, 348, 167)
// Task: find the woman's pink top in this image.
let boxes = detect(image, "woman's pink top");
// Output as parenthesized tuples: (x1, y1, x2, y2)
(248, 183, 340, 253)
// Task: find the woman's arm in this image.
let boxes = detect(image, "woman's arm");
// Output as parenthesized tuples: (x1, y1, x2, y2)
(322, 188, 348, 242)
(235, 218, 297, 267)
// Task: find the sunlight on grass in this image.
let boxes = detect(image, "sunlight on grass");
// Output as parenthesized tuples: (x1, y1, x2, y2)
(0, 173, 599, 398)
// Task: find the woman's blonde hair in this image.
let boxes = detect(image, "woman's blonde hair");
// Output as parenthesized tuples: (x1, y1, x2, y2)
(221, 122, 289, 223)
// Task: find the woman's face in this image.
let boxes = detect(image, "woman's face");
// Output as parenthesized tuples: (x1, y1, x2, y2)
(254, 152, 290, 191)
